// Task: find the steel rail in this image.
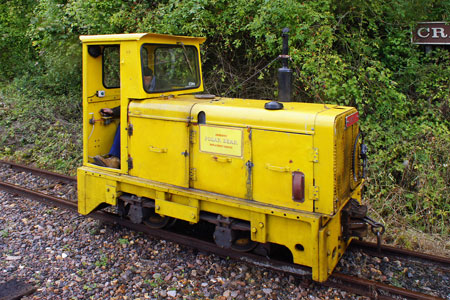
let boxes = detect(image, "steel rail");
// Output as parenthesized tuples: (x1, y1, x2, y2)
(0, 180, 77, 212)
(0, 160, 76, 183)
(327, 272, 444, 300)
(351, 239, 450, 267)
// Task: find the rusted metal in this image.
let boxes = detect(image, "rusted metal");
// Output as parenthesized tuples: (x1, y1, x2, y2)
(0, 180, 77, 212)
(341, 199, 369, 240)
(362, 216, 385, 253)
(0, 160, 76, 184)
(0, 279, 36, 300)
(351, 239, 450, 268)
(327, 272, 445, 300)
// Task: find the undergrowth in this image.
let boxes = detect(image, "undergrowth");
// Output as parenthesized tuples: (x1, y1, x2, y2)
(363, 119, 450, 234)
(0, 84, 82, 175)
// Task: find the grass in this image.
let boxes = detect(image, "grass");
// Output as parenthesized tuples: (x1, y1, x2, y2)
(1, 229, 9, 238)
(118, 238, 129, 245)
(94, 253, 109, 267)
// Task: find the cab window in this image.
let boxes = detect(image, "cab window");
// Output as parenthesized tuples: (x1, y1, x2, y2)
(141, 44, 200, 93)
(103, 46, 120, 88)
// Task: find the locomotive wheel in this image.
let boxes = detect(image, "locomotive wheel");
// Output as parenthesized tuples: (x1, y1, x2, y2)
(231, 232, 258, 252)
(143, 211, 175, 229)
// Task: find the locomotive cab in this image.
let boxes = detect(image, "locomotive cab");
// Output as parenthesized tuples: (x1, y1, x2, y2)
(77, 33, 369, 282)
(79, 33, 205, 172)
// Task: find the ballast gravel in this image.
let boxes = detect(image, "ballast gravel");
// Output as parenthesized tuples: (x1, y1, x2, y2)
(1, 166, 448, 299)
(0, 191, 363, 299)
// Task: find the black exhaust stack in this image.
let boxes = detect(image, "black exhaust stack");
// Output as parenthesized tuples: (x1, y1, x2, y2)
(278, 27, 293, 102)
(265, 28, 292, 110)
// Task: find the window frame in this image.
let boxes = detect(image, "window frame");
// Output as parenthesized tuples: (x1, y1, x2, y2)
(102, 45, 121, 89)
(140, 43, 201, 93)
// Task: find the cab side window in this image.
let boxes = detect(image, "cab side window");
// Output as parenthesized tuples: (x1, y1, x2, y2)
(103, 46, 120, 88)
(154, 47, 199, 88)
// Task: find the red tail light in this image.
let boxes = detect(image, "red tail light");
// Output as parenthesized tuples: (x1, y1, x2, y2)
(292, 172, 305, 202)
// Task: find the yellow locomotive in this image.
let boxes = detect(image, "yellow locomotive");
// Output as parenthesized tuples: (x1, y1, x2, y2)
(77, 32, 371, 282)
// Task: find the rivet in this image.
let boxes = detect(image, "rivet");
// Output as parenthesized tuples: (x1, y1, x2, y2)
(251, 227, 257, 233)
(259, 222, 264, 228)
(191, 213, 196, 219)
(156, 205, 160, 211)
(327, 230, 331, 236)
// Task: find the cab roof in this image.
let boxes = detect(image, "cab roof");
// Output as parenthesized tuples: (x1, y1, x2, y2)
(79, 33, 206, 44)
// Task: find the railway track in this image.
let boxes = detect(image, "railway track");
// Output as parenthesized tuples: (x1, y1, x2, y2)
(0, 160, 448, 300)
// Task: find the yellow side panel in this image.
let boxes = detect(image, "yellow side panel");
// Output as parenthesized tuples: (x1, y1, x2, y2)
(317, 211, 350, 282)
(252, 130, 314, 211)
(261, 214, 321, 280)
(155, 198, 199, 223)
(128, 118, 190, 187)
(77, 169, 118, 214)
(191, 124, 252, 199)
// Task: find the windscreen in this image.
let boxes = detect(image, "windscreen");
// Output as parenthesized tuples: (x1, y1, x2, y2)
(141, 44, 200, 93)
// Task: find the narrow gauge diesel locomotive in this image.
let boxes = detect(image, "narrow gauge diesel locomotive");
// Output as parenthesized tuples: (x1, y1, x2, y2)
(77, 32, 371, 282)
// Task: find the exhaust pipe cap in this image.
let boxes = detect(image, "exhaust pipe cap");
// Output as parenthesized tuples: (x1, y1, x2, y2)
(264, 101, 284, 110)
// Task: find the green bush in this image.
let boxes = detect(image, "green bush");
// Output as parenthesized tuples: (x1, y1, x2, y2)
(0, 0, 36, 82)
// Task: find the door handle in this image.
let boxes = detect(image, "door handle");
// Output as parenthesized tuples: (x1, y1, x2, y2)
(211, 156, 232, 163)
(149, 146, 167, 153)
(265, 164, 290, 172)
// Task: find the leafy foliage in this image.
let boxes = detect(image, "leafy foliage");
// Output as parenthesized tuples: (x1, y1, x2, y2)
(0, 0, 36, 82)
(0, 0, 449, 238)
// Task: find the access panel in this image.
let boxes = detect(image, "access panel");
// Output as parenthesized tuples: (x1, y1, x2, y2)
(252, 129, 315, 212)
(128, 117, 190, 187)
(190, 124, 252, 199)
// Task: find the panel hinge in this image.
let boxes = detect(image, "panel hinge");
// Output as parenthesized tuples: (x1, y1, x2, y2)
(310, 148, 319, 162)
(127, 123, 133, 136)
(189, 168, 197, 181)
(127, 156, 133, 170)
(190, 130, 197, 143)
(310, 185, 319, 200)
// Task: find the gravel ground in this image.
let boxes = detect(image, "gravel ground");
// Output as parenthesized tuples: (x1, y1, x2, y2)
(0, 191, 365, 300)
(1, 166, 447, 299)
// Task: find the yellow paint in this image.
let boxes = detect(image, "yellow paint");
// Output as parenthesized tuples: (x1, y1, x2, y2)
(78, 32, 365, 283)
(190, 121, 253, 199)
(128, 117, 190, 187)
(252, 129, 314, 211)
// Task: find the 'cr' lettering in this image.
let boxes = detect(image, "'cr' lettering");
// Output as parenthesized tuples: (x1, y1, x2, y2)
(417, 27, 430, 38)
(431, 27, 448, 38)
